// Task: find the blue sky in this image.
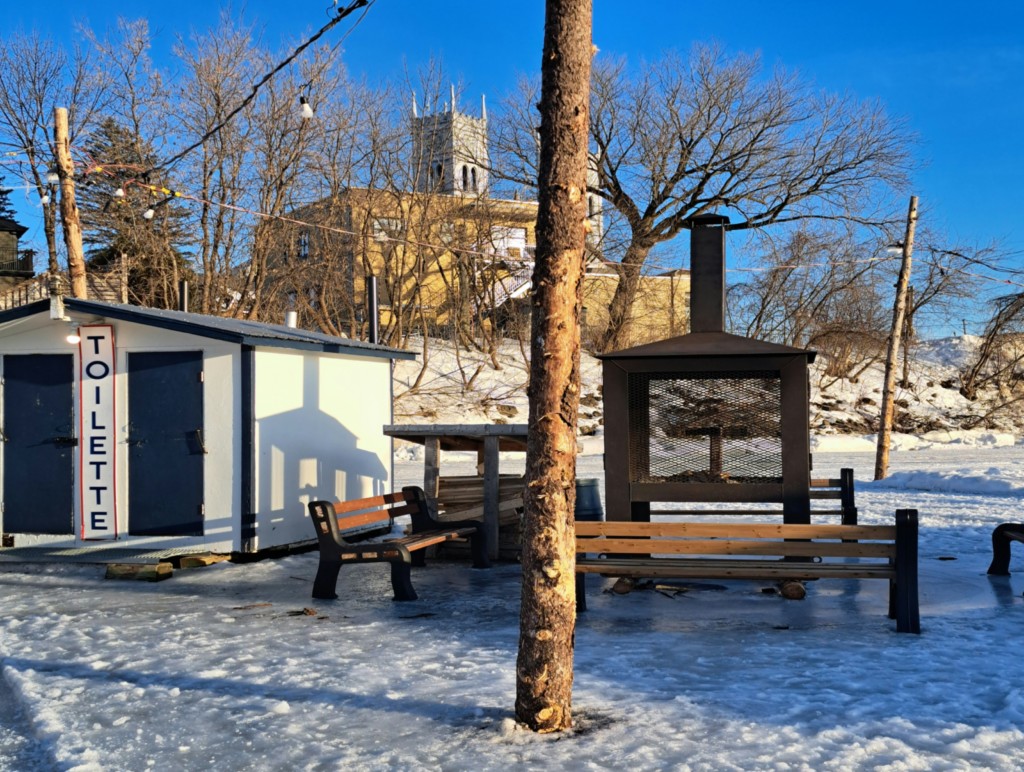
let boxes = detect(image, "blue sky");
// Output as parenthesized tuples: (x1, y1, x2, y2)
(4, 0, 1023, 272)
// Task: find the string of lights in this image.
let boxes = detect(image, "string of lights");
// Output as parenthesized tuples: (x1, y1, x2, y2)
(151, 0, 373, 176)
(9, 142, 1024, 296)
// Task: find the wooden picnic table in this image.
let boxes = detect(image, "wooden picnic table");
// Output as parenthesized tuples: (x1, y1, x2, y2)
(383, 424, 528, 560)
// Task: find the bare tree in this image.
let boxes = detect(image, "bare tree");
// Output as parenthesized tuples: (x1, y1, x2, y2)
(497, 45, 911, 351)
(172, 16, 257, 314)
(0, 31, 109, 273)
(516, 0, 591, 734)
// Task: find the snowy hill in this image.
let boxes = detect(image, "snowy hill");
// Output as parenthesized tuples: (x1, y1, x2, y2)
(392, 335, 1024, 455)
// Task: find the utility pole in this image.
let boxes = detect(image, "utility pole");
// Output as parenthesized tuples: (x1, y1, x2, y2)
(901, 285, 914, 388)
(874, 195, 918, 480)
(54, 107, 87, 298)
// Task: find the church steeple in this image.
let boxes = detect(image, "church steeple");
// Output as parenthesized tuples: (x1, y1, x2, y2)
(411, 86, 489, 196)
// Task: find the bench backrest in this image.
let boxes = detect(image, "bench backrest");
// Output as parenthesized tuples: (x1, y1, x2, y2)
(574, 521, 896, 562)
(308, 487, 430, 546)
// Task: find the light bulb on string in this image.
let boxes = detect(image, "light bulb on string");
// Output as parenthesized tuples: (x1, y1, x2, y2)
(40, 193, 51, 206)
(66, 326, 81, 345)
(114, 187, 125, 198)
(46, 168, 59, 185)
(143, 207, 155, 220)
(299, 95, 314, 120)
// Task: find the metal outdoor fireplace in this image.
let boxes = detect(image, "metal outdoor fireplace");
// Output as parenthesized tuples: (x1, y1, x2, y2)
(600, 214, 817, 524)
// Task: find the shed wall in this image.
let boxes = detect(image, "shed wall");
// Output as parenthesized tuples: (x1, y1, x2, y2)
(252, 349, 392, 549)
(0, 315, 240, 552)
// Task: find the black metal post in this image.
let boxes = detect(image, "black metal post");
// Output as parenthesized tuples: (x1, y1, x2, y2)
(367, 275, 379, 344)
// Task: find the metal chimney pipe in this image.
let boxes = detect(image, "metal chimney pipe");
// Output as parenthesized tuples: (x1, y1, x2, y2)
(178, 280, 189, 313)
(284, 311, 298, 328)
(367, 275, 380, 344)
(688, 213, 730, 333)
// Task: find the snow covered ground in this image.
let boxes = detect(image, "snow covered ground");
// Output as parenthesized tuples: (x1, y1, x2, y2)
(3, 444, 1024, 771)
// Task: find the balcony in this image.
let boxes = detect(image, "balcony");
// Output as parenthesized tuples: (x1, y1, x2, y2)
(0, 246, 34, 276)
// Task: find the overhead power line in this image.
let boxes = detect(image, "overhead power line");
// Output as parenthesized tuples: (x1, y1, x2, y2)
(152, 0, 373, 176)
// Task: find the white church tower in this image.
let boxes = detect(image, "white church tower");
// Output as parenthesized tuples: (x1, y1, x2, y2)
(412, 86, 489, 196)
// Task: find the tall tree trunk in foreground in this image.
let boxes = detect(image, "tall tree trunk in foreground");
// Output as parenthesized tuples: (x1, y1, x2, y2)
(515, 0, 592, 733)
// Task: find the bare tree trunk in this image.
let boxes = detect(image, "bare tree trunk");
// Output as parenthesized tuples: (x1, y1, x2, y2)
(874, 195, 918, 480)
(515, 0, 591, 734)
(54, 107, 87, 298)
(596, 240, 651, 351)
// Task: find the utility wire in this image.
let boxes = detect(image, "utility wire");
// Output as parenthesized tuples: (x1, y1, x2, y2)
(152, 0, 372, 176)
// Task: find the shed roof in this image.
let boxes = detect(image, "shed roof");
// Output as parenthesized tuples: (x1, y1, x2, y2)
(0, 298, 417, 360)
(597, 330, 816, 363)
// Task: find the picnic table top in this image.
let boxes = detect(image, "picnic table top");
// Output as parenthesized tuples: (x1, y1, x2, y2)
(383, 423, 528, 453)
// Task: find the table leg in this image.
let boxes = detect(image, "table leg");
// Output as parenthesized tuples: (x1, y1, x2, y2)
(483, 435, 500, 560)
(424, 436, 440, 500)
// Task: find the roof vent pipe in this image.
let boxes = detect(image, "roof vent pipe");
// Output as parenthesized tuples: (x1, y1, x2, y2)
(178, 280, 189, 313)
(687, 213, 730, 333)
(284, 311, 298, 328)
(367, 275, 380, 345)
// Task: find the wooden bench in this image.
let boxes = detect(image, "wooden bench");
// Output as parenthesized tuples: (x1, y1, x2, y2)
(574, 511, 920, 634)
(307, 486, 490, 602)
(987, 523, 1024, 576)
(810, 468, 858, 524)
(648, 468, 858, 523)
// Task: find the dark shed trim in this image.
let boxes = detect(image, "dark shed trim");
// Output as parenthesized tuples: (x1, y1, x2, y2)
(0, 299, 417, 362)
(240, 345, 257, 551)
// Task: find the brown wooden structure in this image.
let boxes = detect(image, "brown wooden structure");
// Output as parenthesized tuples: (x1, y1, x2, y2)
(383, 424, 527, 559)
(600, 215, 817, 523)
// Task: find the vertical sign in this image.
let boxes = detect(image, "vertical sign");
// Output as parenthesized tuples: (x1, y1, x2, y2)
(79, 325, 118, 540)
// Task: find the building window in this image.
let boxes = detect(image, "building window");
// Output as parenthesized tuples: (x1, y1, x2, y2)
(296, 230, 310, 260)
(471, 167, 478, 192)
(490, 226, 527, 257)
(462, 165, 469, 191)
(588, 196, 595, 217)
(373, 217, 404, 242)
(435, 163, 443, 184)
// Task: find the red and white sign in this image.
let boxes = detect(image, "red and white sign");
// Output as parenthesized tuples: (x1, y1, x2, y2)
(78, 325, 118, 540)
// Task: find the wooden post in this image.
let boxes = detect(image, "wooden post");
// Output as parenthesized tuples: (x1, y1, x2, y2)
(423, 436, 440, 500)
(874, 196, 918, 480)
(53, 107, 87, 299)
(483, 434, 500, 561)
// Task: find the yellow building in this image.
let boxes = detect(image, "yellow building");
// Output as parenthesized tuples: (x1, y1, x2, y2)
(272, 100, 690, 348)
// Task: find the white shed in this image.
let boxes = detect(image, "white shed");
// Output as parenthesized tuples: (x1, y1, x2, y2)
(0, 297, 415, 559)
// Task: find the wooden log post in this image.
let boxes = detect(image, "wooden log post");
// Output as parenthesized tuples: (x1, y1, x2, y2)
(53, 107, 87, 299)
(515, 0, 592, 734)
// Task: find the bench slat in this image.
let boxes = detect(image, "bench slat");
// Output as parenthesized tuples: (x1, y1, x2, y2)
(334, 511, 393, 532)
(576, 537, 895, 559)
(398, 528, 479, 551)
(575, 521, 895, 540)
(576, 557, 896, 580)
(332, 491, 406, 514)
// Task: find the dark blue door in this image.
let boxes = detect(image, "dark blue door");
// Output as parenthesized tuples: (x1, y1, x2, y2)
(127, 351, 204, 536)
(3, 354, 75, 534)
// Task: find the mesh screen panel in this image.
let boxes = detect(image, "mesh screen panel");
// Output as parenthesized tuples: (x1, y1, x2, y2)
(627, 371, 783, 484)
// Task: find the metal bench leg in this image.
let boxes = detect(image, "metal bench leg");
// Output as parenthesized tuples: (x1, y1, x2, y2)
(895, 509, 920, 634)
(312, 559, 341, 600)
(411, 548, 427, 568)
(987, 523, 1024, 576)
(575, 572, 587, 613)
(390, 560, 418, 601)
(470, 528, 491, 569)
